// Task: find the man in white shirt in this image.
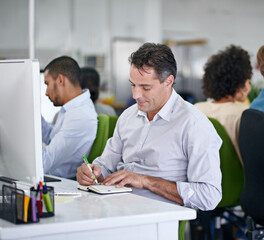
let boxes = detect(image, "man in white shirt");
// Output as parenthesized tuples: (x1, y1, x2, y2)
(42, 56, 97, 179)
(77, 43, 222, 210)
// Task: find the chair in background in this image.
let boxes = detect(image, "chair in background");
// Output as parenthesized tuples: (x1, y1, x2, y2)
(179, 220, 187, 240)
(87, 114, 109, 163)
(239, 109, 264, 240)
(108, 115, 118, 138)
(177, 91, 196, 104)
(209, 117, 245, 208)
(191, 117, 245, 240)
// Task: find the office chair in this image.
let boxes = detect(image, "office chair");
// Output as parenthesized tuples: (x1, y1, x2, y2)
(177, 91, 196, 104)
(191, 117, 245, 240)
(208, 117, 245, 208)
(87, 114, 109, 163)
(179, 220, 187, 240)
(108, 115, 118, 138)
(239, 109, 264, 240)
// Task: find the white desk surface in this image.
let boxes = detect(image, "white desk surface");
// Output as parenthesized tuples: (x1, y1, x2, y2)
(0, 178, 196, 240)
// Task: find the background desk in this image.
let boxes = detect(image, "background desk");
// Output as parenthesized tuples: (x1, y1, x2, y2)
(0, 178, 196, 240)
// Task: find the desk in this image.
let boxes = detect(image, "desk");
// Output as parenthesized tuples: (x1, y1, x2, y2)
(0, 178, 196, 240)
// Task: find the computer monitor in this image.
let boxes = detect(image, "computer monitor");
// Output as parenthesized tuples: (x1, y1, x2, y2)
(0, 59, 44, 185)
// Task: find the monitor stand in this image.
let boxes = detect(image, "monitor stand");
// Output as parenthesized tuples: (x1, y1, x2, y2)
(44, 175, 61, 182)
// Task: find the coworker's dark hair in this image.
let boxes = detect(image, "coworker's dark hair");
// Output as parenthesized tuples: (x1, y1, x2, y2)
(128, 42, 177, 83)
(44, 56, 81, 86)
(80, 67, 99, 102)
(202, 45, 252, 101)
(257, 45, 264, 77)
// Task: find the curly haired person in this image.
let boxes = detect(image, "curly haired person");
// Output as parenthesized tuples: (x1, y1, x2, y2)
(195, 45, 252, 164)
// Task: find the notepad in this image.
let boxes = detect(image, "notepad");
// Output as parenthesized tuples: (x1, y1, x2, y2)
(78, 184, 132, 194)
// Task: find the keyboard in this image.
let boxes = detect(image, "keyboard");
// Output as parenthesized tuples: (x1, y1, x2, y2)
(54, 191, 82, 197)
(16, 181, 82, 197)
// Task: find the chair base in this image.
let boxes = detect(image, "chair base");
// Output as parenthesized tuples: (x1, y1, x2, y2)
(190, 207, 247, 240)
(246, 216, 264, 240)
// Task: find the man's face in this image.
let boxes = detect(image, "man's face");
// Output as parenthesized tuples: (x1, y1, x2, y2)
(44, 70, 62, 107)
(129, 65, 172, 120)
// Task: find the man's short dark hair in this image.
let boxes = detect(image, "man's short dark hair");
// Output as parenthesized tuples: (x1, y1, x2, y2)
(128, 43, 177, 83)
(202, 45, 252, 101)
(44, 56, 81, 86)
(80, 67, 100, 102)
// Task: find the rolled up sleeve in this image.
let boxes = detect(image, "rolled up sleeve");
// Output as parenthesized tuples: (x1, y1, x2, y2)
(177, 119, 222, 210)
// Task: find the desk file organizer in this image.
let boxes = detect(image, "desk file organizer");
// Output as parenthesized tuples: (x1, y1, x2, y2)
(0, 177, 38, 224)
(0, 177, 55, 224)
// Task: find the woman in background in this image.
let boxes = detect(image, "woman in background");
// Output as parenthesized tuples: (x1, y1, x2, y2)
(195, 45, 252, 163)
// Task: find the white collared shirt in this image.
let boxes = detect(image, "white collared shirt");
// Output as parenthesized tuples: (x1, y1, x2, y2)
(42, 90, 97, 178)
(93, 89, 222, 210)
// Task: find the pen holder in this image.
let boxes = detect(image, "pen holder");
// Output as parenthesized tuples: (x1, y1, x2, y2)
(30, 186, 55, 218)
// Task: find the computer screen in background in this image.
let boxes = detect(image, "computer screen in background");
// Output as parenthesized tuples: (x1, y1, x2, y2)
(0, 59, 44, 185)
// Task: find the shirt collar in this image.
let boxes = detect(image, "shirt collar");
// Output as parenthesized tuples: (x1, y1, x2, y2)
(62, 89, 91, 112)
(137, 89, 178, 122)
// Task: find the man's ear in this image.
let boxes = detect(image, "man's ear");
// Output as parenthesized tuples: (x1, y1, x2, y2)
(57, 74, 66, 86)
(164, 75, 174, 88)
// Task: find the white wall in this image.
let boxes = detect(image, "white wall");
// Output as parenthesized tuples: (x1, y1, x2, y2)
(1, 0, 264, 101)
(162, 0, 264, 57)
(0, 0, 28, 58)
(1, 0, 263, 61)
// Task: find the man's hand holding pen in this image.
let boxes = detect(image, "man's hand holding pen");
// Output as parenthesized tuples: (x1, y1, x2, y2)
(77, 163, 103, 186)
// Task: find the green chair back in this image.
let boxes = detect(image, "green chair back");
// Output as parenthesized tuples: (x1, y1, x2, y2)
(87, 114, 109, 163)
(108, 115, 118, 138)
(208, 117, 245, 208)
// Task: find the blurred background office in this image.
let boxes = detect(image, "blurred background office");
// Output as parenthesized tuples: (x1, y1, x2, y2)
(1, 0, 264, 121)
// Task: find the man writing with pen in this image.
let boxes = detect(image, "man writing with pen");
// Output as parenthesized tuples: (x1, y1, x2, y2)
(77, 43, 222, 211)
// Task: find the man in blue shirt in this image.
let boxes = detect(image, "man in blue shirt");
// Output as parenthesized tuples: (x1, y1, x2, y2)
(42, 56, 97, 179)
(77, 43, 222, 211)
(250, 45, 264, 112)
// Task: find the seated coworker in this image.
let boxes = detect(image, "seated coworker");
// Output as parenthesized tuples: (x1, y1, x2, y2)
(250, 45, 264, 112)
(80, 67, 117, 116)
(77, 43, 222, 211)
(42, 56, 97, 178)
(195, 45, 252, 164)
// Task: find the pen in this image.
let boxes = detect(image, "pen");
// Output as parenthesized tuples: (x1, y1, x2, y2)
(42, 183, 53, 213)
(82, 155, 98, 184)
(30, 195, 38, 222)
(36, 184, 43, 216)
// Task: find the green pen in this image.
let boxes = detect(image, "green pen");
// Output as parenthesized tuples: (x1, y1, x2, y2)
(82, 155, 98, 184)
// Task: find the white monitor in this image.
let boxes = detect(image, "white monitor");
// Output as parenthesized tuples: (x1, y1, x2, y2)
(0, 59, 44, 185)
